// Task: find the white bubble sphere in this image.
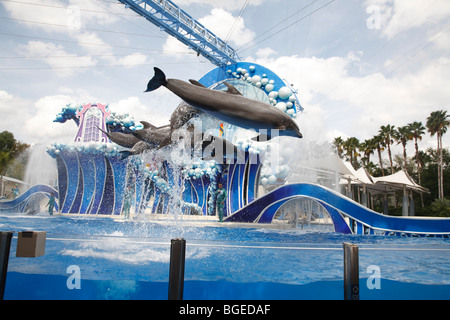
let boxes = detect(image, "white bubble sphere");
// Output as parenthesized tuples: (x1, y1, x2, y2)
(251, 75, 261, 85)
(268, 175, 277, 184)
(265, 84, 274, 93)
(268, 91, 278, 99)
(278, 87, 292, 100)
(260, 177, 268, 186)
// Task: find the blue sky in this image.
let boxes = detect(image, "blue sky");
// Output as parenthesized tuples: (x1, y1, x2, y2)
(0, 0, 449, 159)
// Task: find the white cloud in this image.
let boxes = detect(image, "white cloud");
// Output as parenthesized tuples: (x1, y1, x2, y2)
(2, 0, 119, 32)
(0, 90, 32, 141)
(198, 8, 255, 47)
(109, 93, 180, 128)
(161, 8, 255, 56)
(24, 95, 81, 144)
(162, 36, 196, 58)
(20, 40, 97, 77)
(115, 53, 150, 67)
(0, 92, 82, 144)
(2, 0, 69, 33)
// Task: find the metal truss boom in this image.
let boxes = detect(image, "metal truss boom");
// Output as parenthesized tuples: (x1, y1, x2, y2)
(118, 0, 240, 67)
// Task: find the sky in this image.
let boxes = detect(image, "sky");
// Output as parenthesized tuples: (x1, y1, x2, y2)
(0, 0, 449, 160)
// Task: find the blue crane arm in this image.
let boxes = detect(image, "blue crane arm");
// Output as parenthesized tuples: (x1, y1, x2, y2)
(118, 0, 240, 67)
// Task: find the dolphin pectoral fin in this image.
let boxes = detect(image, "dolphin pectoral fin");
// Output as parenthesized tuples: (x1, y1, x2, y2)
(144, 67, 167, 92)
(223, 82, 242, 95)
(189, 79, 207, 88)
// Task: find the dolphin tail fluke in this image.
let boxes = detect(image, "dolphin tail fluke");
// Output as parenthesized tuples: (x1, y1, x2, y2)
(144, 67, 167, 92)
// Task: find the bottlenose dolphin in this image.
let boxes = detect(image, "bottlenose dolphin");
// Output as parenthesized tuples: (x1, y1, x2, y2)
(144, 67, 302, 141)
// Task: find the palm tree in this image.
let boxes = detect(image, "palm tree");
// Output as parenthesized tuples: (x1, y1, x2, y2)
(426, 110, 450, 199)
(373, 134, 386, 176)
(343, 137, 360, 168)
(394, 125, 413, 171)
(379, 125, 396, 174)
(332, 137, 344, 158)
(407, 121, 425, 185)
(359, 138, 376, 167)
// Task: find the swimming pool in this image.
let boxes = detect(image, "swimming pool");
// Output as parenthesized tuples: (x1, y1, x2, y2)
(2, 213, 450, 300)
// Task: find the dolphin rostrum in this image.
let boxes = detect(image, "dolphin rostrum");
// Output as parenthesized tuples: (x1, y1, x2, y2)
(97, 126, 141, 148)
(144, 67, 302, 141)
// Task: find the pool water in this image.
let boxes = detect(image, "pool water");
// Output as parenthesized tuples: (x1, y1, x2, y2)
(1, 213, 450, 300)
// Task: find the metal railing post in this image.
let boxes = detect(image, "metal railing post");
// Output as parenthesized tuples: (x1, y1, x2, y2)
(168, 238, 186, 300)
(343, 242, 359, 300)
(0, 231, 13, 300)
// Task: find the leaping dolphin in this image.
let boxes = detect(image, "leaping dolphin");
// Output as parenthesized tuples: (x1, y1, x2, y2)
(144, 67, 302, 141)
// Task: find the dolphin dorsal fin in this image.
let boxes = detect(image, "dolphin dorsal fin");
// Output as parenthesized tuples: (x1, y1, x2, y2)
(223, 82, 242, 95)
(189, 79, 207, 88)
(140, 121, 156, 130)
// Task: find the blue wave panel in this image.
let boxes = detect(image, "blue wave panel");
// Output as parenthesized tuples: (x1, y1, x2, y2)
(183, 180, 194, 204)
(133, 166, 146, 213)
(90, 154, 106, 214)
(246, 153, 261, 205)
(108, 156, 128, 215)
(69, 161, 84, 213)
(227, 162, 243, 215)
(0, 185, 58, 213)
(225, 183, 450, 236)
(56, 155, 67, 211)
(201, 176, 211, 215)
(164, 161, 181, 189)
(59, 151, 79, 213)
(162, 193, 169, 214)
(97, 157, 115, 214)
(317, 201, 352, 234)
(152, 189, 162, 214)
(190, 177, 205, 213)
(78, 155, 95, 214)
